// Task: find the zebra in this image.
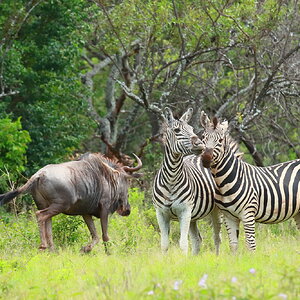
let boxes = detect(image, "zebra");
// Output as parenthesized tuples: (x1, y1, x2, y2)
(152, 107, 222, 255)
(199, 111, 300, 252)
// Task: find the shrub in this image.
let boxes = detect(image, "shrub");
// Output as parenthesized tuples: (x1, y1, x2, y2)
(0, 117, 31, 192)
(108, 188, 159, 254)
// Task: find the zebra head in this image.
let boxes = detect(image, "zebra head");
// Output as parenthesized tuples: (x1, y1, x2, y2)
(199, 111, 229, 168)
(163, 107, 204, 155)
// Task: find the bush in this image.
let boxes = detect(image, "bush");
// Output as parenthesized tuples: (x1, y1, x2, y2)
(0, 117, 31, 192)
(108, 188, 159, 254)
(0, 208, 39, 254)
(52, 214, 86, 247)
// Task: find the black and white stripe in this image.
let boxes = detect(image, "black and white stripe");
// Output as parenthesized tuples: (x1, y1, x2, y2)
(153, 108, 221, 255)
(200, 112, 300, 252)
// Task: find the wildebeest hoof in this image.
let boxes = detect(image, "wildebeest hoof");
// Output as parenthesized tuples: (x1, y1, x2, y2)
(81, 245, 92, 253)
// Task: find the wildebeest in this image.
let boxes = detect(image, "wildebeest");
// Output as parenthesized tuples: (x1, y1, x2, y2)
(0, 152, 142, 252)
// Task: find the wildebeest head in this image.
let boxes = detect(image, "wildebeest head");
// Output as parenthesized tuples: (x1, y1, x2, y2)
(109, 153, 143, 217)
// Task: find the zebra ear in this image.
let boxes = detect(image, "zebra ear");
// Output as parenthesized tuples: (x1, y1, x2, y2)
(200, 110, 210, 128)
(163, 107, 175, 126)
(221, 120, 229, 133)
(180, 108, 193, 123)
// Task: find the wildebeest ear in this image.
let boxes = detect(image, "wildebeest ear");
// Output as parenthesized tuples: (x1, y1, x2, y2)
(180, 107, 193, 123)
(163, 107, 175, 126)
(200, 110, 210, 128)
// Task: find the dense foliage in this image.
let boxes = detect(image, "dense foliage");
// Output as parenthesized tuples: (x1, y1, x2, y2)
(0, 117, 31, 191)
(0, 0, 95, 179)
(0, 0, 300, 198)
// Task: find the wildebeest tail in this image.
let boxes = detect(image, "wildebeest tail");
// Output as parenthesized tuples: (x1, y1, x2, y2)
(0, 174, 38, 206)
(0, 189, 21, 206)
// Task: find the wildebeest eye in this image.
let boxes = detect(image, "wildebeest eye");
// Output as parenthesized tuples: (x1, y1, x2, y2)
(174, 128, 181, 133)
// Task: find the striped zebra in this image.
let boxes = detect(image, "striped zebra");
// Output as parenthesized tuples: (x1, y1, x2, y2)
(199, 111, 300, 252)
(152, 107, 222, 255)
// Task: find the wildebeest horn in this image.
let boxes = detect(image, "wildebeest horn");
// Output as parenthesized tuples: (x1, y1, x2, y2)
(123, 153, 142, 172)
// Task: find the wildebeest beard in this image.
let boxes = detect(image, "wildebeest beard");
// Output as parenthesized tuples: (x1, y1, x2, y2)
(110, 199, 131, 216)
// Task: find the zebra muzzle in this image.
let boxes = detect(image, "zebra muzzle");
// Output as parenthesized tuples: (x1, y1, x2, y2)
(201, 148, 214, 168)
(191, 136, 205, 154)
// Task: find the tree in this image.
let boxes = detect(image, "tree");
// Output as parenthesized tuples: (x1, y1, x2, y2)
(1, 0, 96, 174)
(1, 0, 300, 183)
(82, 0, 300, 166)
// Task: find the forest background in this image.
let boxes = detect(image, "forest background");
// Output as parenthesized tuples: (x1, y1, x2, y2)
(0, 1, 300, 299)
(1, 0, 300, 197)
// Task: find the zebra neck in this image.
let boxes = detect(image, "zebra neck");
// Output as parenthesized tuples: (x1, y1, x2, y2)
(161, 146, 185, 185)
(210, 148, 241, 189)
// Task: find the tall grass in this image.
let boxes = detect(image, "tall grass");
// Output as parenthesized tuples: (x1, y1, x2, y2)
(0, 188, 299, 299)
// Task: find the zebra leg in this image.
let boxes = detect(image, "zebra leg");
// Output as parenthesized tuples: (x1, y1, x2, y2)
(224, 215, 240, 254)
(156, 209, 171, 252)
(178, 209, 192, 255)
(242, 214, 256, 251)
(210, 206, 222, 255)
(189, 221, 202, 255)
(294, 213, 300, 230)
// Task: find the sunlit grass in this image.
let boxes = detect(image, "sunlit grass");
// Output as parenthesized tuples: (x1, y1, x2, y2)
(0, 188, 299, 299)
(0, 210, 299, 300)
(0, 240, 299, 299)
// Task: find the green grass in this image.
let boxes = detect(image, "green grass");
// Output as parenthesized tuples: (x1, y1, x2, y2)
(0, 189, 299, 299)
(0, 237, 298, 300)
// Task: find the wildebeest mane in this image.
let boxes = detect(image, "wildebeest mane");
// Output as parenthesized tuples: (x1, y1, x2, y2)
(77, 152, 125, 183)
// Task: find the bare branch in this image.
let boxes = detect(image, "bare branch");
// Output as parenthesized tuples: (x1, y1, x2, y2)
(0, 90, 20, 99)
(115, 79, 163, 118)
(215, 75, 256, 118)
(255, 43, 300, 106)
(172, 0, 186, 55)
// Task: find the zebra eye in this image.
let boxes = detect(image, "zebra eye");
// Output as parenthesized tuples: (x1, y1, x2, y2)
(174, 128, 181, 133)
(219, 138, 223, 143)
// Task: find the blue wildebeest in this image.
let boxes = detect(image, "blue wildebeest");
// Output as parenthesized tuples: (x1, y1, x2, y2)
(0, 152, 142, 252)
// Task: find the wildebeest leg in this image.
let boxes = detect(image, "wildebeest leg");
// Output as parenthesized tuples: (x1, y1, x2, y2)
(36, 214, 47, 250)
(36, 204, 62, 250)
(45, 219, 54, 251)
(81, 215, 99, 253)
(100, 209, 110, 254)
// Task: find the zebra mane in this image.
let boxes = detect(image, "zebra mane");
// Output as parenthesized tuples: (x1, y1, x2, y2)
(226, 135, 244, 159)
(160, 121, 169, 144)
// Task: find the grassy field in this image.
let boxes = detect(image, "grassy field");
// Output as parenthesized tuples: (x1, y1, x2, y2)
(0, 190, 299, 299)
